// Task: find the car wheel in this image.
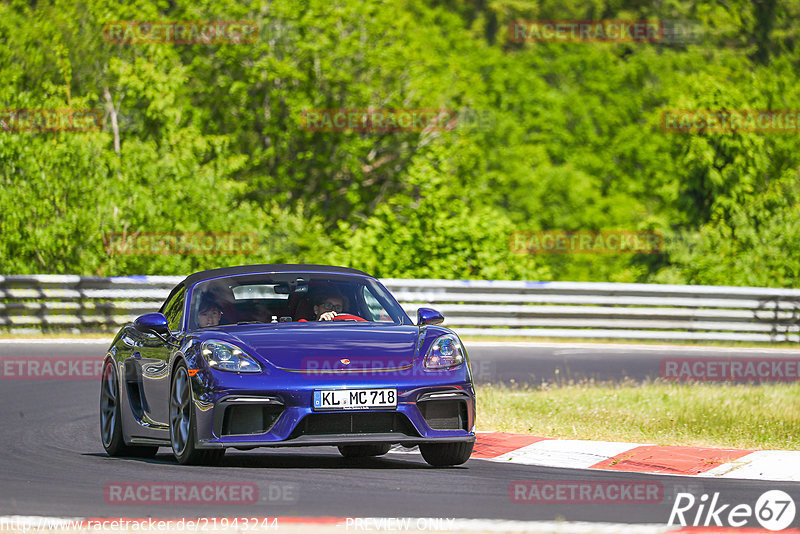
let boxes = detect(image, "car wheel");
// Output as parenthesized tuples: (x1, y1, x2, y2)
(419, 441, 474, 467)
(337, 444, 391, 458)
(169, 363, 225, 466)
(100, 360, 158, 458)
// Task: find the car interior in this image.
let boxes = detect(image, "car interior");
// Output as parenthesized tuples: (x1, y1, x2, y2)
(191, 278, 388, 327)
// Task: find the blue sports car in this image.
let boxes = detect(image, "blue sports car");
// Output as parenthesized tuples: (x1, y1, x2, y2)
(100, 264, 476, 466)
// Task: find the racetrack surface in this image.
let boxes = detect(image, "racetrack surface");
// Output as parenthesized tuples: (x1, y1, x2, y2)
(467, 341, 800, 384)
(1, 341, 799, 526)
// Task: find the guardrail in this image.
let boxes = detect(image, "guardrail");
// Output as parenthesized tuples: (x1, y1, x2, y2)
(1, 275, 799, 342)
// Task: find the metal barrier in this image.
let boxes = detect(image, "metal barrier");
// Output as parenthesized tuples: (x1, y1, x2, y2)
(2, 275, 800, 342)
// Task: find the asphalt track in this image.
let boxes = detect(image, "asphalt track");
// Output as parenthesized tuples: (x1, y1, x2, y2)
(1, 340, 800, 526)
(467, 341, 800, 384)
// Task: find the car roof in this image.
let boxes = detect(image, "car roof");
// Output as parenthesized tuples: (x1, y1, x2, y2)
(183, 264, 371, 287)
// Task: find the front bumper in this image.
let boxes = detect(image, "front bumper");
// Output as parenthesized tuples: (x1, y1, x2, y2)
(189, 369, 476, 449)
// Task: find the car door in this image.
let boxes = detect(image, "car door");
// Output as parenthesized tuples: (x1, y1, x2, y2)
(138, 284, 185, 426)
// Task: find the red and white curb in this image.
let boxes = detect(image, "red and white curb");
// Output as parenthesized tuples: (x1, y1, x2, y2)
(1, 516, 792, 534)
(468, 432, 800, 481)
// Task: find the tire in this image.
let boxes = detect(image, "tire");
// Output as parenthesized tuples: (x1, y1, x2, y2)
(169, 362, 225, 466)
(419, 441, 474, 467)
(100, 360, 158, 458)
(337, 444, 391, 458)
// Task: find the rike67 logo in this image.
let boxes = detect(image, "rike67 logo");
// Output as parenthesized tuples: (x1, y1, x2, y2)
(669, 490, 796, 531)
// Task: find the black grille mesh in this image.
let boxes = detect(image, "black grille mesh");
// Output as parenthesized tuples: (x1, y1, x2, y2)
(221, 404, 284, 436)
(291, 412, 417, 437)
(418, 399, 468, 431)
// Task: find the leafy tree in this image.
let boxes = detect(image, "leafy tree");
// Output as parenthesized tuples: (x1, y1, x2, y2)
(1, 0, 799, 288)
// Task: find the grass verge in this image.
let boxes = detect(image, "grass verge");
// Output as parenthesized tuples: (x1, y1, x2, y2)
(476, 381, 800, 450)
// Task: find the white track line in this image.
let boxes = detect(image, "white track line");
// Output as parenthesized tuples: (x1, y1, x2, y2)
(492, 440, 647, 470)
(0, 516, 680, 533)
(701, 450, 800, 481)
(479, 435, 800, 482)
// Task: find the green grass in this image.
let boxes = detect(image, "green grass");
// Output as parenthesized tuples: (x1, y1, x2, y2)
(476, 381, 800, 450)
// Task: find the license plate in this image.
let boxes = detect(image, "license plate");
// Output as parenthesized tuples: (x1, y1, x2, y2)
(313, 388, 397, 411)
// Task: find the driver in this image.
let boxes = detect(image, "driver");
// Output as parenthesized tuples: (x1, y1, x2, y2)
(197, 298, 223, 327)
(312, 288, 346, 321)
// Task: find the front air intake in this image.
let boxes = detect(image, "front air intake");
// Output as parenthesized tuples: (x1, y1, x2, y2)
(418, 399, 468, 431)
(221, 404, 284, 436)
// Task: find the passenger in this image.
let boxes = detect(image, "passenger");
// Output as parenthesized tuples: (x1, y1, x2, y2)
(197, 298, 223, 327)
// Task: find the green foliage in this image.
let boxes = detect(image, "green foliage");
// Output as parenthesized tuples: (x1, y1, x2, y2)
(1, 0, 799, 285)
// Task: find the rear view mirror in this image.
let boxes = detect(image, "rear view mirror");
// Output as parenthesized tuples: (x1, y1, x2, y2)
(134, 312, 170, 335)
(274, 282, 308, 294)
(417, 307, 444, 326)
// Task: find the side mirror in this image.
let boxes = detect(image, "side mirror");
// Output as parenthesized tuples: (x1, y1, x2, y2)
(417, 307, 444, 326)
(134, 312, 170, 336)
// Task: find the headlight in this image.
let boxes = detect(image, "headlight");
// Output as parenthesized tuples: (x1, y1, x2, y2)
(423, 334, 465, 370)
(201, 340, 261, 373)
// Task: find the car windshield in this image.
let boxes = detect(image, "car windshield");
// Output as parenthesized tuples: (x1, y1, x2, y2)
(187, 273, 409, 330)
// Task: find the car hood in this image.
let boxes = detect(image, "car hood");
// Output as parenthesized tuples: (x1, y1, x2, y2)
(208, 323, 421, 371)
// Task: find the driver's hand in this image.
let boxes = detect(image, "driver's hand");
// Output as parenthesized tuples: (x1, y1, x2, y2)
(319, 311, 338, 321)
